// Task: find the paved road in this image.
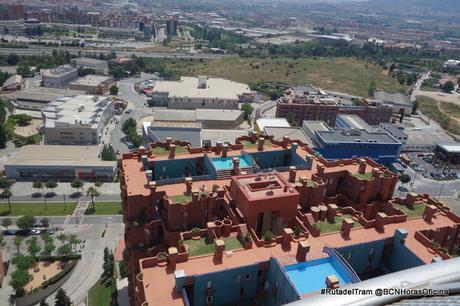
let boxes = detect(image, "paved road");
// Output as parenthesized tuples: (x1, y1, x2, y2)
(0, 215, 123, 225)
(411, 71, 431, 102)
(0, 47, 235, 59)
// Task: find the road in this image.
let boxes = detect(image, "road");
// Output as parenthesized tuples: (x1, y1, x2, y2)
(411, 70, 431, 102)
(0, 215, 123, 226)
(0, 47, 235, 59)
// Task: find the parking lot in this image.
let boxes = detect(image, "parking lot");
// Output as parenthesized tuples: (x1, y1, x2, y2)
(400, 152, 459, 181)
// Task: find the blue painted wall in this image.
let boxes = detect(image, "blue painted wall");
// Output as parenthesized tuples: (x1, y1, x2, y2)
(337, 240, 386, 274)
(192, 263, 259, 306)
(266, 258, 300, 306)
(203, 154, 217, 177)
(315, 143, 401, 164)
(153, 158, 198, 180)
(250, 150, 288, 169)
(386, 231, 424, 272)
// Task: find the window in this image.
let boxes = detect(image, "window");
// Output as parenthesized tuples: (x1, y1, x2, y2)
(206, 296, 213, 303)
(245, 273, 251, 281)
(236, 274, 241, 283)
(207, 281, 212, 289)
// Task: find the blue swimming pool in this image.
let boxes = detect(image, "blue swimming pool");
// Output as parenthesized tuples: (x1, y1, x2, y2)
(285, 257, 354, 295)
(212, 156, 252, 171)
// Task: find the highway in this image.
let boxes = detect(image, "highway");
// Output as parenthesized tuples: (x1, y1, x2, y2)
(0, 47, 235, 59)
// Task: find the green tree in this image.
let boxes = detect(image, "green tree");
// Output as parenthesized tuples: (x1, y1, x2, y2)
(7, 53, 19, 65)
(16, 215, 36, 230)
(12, 254, 35, 270)
(111, 66, 124, 80)
(40, 300, 50, 306)
(10, 269, 31, 291)
(368, 81, 377, 97)
(0, 177, 13, 188)
(441, 81, 454, 93)
(57, 243, 72, 256)
(86, 187, 99, 210)
(118, 261, 128, 278)
(101, 144, 117, 161)
(121, 118, 137, 135)
(109, 84, 119, 95)
(103, 247, 115, 278)
(13, 114, 32, 126)
(0, 124, 7, 149)
(57, 233, 67, 245)
(26, 237, 41, 257)
(70, 178, 84, 194)
(1, 217, 12, 229)
(44, 242, 56, 256)
(16, 65, 31, 77)
(241, 103, 254, 122)
(33, 180, 47, 209)
(14, 235, 23, 253)
(2, 187, 12, 211)
(55, 288, 72, 306)
(41, 232, 53, 244)
(68, 233, 80, 252)
(399, 173, 411, 186)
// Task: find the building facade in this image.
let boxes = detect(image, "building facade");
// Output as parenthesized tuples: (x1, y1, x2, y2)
(41, 65, 78, 88)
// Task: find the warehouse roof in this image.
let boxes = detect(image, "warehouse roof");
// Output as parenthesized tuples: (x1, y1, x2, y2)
(6, 145, 115, 167)
(152, 76, 251, 100)
(373, 91, 411, 106)
(6, 87, 85, 103)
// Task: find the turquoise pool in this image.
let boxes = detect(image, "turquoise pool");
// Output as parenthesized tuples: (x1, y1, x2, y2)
(285, 257, 354, 295)
(212, 156, 251, 171)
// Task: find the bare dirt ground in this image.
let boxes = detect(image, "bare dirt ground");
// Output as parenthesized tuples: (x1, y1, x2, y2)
(14, 118, 41, 137)
(25, 261, 63, 292)
(419, 90, 460, 106)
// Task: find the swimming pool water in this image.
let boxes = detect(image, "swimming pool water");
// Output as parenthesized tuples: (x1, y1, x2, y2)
(212, 156, 251, 171)
(285, 257, 353, 295)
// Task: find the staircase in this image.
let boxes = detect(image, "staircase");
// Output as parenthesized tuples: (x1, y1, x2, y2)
(216, 167, 255, 179)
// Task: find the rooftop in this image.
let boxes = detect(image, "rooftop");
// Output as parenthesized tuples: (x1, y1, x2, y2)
(263, 126, 314, 147)
(2, 74, 21, 87)
(373, 91, 411, 106)
(42, 95, 112, 128)
(6, 87, 85, 103)
(41, 65, 77, 78)
(152, 76, 251, 100)
(69, 75, 112, 87)
(153, 108, 243, 122)
(436, 142, 460, 153)
(73, 57, 108, 65)
(6, 145, 115, 167)
(256, 118, 291, 130)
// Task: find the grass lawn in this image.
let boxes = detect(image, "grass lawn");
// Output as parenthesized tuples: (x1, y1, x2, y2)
(86, 201, 122, 215)
(150, 145, 188, 156)
(168, 194, 192, 205)
(352, 172, 373, 180)
(0, 202, 77, 216)
(161, 57, 406, 97)
(186, 237, 244, 257)
(88, 276, 117, 306)
(394, 203, 426, 219)
(312, 214, 362, 234)
(418, 96, 460, 135)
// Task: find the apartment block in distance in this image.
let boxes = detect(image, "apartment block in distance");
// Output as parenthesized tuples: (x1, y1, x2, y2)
(41, 95, 113, 145)
(119, 134, 459, 306)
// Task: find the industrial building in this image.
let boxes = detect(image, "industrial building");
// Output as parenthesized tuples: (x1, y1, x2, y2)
(372, 91, 413, 115)
(149, 76, 254, 109)
(41, 65, 78, 88)
(69, 75, 114, 95)
(255, 118, 291, 133)
(303, 115, 402, 163)
(41, 95, 113, 145)
(1, 74, 22, 91)
(4, 145, 117, 180)
(120, 137, 458, 306)
(434, 142, 460, 164)
(6, 87, 85, 110)
(71, 57, 109, 75)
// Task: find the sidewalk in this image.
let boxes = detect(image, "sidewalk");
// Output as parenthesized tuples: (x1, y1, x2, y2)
(10, 182, 121, 197)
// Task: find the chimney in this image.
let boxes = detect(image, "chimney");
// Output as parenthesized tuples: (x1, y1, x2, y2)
(282, 136, 290, 149)
(166, 137, 173, 147)
(222, 144, 228, 158)
(289, 166, 297, 183)
(145, 170, 153, 182)
(232, 157, 240, 176)
(169, 144, 176, 159)
(185, 177, 193, 194)
(316, 164, 325, 176)
(358, 159, 366, 174)
(257, 137, 265, 151)
(141, 155, 148, 170)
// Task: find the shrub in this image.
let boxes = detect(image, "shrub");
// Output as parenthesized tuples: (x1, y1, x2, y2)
(293, 226, 301, 237)
(244, 233, 252, 242)
(191, 227, 201, 236)
(118, 261, 128, 279)
(263, 230, 274, 242)
(42, 260, 77, 288)
(12, 254, 35, 270)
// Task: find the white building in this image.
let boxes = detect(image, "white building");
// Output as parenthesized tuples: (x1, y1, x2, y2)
(41, 65, 78, 88)
(150, 76, 253, 109)
(41, 95, 113, 145)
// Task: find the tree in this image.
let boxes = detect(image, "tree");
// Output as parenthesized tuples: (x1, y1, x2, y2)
(12, 254, 35, 270)
(121, 118, 137, 135)
(109, 84, 119, 95)
(101, 144, 117, 161)
(0, 176, 13, 188)
(1, 217, 12, 229)
(41, 232, 53, 244)
(57, 243, 72, 256)
(86, 187, 99, 211)
(26, 237, 41, 257)
(45, 180, 58, 191)
(40, 300, 50, 306)
(55, 288, 72, 306)
(70, 178, 84, 194)
(7, 53, 19, 65)
(0, 124, 7, 149)
(44, 242, 56, 256)
(2, 188, 12, 211)
(16, 65, 32, 77)
(14, 235, 23, 253)
(57, 233, 67, 245)
(111, 66, 124, 80)
(13, 114, 32, 126)
(10, 269, 31, 291)
(16, 215, 36, 230)
(399, 173, 411, 186)
(368, 81, 377, 97)
(68, 233, 80, 251)
(119, 261, 128, 278)
(241, 103, 254, 122)
(40, 217, 50, 228)
(441, 81, 454, 93)
(33, 180, 47, 208)
(103, 247, 115, 278)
